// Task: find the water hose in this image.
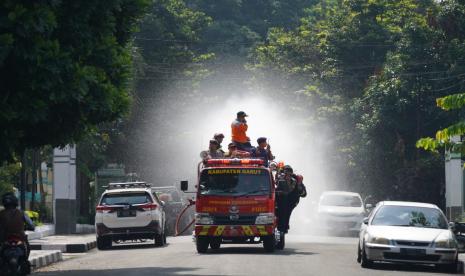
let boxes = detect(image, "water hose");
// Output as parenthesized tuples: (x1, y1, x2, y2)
(175, 199, 196, 236)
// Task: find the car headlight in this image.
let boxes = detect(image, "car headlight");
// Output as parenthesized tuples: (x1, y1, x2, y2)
(195, 213, 214, 225)
(367, 235, 391, 245)
(255, 213, 275, 225)
(434, 233, 457, 249)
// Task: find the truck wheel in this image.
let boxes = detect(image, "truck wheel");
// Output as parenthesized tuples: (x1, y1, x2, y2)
(210, 238, 221, 250)
(263, 235, 275, 253)
(276, 232, 285, 250)
(196, 237, 209, 253)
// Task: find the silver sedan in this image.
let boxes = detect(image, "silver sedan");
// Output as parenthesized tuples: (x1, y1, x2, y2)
(357, 201, 458, 272)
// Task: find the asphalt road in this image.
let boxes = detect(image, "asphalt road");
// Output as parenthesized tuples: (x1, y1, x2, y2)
(35, 235, 461, 276)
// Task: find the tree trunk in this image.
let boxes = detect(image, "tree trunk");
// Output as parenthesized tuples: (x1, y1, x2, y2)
(31, 150, 38, 211)
(20, 151, 27, 211)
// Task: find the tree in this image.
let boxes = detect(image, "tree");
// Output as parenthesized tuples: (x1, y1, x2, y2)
(0, 0, 149, 161)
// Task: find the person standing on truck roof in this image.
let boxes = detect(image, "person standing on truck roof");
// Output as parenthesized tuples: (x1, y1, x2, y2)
(200, 140, 224, 160)
(213, 133, 225, 154)
(231, 111, 253, 152)
(251, 137, 275, 166)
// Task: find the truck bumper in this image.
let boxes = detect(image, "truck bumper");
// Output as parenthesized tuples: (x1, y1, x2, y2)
(195, 225, 274, 237)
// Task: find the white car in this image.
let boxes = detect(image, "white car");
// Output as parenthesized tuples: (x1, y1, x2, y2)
(358, 201, 458, 272)
(95, 182, 166, 249)
(317, 191, 367, 235)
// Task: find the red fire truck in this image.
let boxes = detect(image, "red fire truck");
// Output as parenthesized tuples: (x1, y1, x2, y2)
(180, 158, 284, 253)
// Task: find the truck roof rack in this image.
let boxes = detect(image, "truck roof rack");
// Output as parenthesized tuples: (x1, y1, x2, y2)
(105, 181, 152, 190)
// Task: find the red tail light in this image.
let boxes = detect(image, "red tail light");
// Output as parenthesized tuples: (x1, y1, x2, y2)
(140, 203, 157, 211)
(96, 205, 116, 213)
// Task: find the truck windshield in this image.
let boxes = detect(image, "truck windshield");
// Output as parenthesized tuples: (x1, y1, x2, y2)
(199, 168, 271, 196)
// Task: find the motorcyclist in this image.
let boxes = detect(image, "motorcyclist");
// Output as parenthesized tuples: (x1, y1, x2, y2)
(0, 192, 35, 259)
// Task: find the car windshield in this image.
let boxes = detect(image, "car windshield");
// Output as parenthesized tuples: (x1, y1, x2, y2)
(371, 205, 448, 229)
(199, 168, 271, 196)
(320, 194, 362, 207)
(101, 192, 152, 205)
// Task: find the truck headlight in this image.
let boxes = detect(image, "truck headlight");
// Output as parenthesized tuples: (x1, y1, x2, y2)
(195, 213, 214, 225)
(367, 235, 391, 245)
(255, 213, 275, 225)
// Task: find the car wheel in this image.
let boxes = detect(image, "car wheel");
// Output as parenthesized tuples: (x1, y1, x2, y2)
(360, 245, 373, 268)
(97, 236, 111, 250)
(196, 237, 209, 253)
(210, 238, 221, 250)
(262, 235, 275, 253)
(357, 243, 362, 263)
(155, 233, 164, 247)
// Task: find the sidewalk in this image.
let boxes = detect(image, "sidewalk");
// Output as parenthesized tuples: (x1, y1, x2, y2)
(29, 234, 97, 253)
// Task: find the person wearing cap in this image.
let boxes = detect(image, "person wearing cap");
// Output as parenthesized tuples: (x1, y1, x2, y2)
(224, 143, 251, 158)
(275, 165, 307, 233)
(231, 111, 253, 151)
(251, 137, 275, 166)
(200, 140, 224, 160)
(213, 133, 225, 154)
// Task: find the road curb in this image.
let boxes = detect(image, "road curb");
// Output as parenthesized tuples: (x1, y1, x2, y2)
(30, 250, 63, 270)
(30, 240, 97, 253)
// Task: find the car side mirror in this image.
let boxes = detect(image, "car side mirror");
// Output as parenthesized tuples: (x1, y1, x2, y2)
(449, 221, 457, 232)
(181, 180, 188, 192)
(363, 217, 369, 225)
(365, 203, 373, 210)
(160, 201, 166, 207)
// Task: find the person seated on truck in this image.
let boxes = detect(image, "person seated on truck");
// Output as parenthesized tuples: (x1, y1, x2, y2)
(224, 143, 251, 158)
(251, 137, 275, 166)
(200, 139, 224, 160)
(231, 111, 253, 152)
(213, 133, 225, 154)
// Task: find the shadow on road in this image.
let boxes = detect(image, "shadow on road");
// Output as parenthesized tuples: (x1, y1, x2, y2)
(99, 241, 170, 251)
(35, 267, 199, 276)
(363, 261, 464, 274)
(206, 246, 317, 256)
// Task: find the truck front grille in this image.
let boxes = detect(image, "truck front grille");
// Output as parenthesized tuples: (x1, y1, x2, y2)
(213, 215, 257, 225)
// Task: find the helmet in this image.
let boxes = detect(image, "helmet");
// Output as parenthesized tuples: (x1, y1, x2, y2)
(283, 165, 293, 174)
(2, 192, 18, 208)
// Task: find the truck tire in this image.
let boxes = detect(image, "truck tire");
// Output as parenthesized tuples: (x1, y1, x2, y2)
(263, 235, 275, 253)
(210, 238, 221, 250)
(196, 237, 209, 253)
(276, 232, 285, 250)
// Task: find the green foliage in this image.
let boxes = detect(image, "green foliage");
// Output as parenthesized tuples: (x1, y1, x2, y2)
(0, 162, 20, 197)
(250, 0, 465, 204)
(0, 0, 149, 161)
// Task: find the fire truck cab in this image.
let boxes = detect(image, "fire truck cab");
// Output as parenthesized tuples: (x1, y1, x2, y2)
(181, 158, 283, 253)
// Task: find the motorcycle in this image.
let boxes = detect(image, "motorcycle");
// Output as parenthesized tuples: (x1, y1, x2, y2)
(0, 235, 31, 276)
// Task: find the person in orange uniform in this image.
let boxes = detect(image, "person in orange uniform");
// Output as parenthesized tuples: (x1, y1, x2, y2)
(231, 111, 253, 151)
